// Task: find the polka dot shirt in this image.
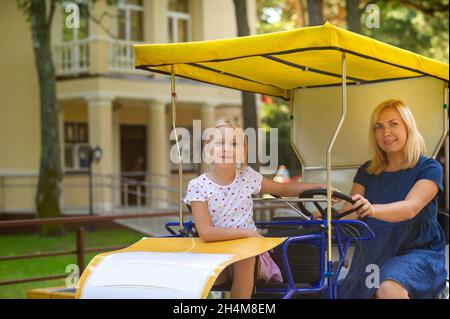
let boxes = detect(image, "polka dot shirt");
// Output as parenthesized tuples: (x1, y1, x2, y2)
(184, 166, 263, 231)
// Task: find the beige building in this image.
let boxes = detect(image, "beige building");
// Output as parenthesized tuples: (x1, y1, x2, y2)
(0, 0, 258, 219)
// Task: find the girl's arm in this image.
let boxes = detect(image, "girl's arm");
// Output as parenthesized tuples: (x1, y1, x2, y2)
(260, 177, 324, 197)
(190, 201, 261, 242)
(352, 179, 439, 222)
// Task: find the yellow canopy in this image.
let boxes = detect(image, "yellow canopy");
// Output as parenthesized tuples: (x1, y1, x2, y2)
(134, 22, 449, 100)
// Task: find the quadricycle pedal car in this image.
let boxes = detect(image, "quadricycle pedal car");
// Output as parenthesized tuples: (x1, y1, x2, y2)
(76, 22, 449, 299)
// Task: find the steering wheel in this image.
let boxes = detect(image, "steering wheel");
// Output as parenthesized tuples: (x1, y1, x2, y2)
(297, 189, 360, 220)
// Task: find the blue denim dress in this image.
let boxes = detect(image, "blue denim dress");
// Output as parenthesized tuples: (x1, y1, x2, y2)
(338, 156, 447, 299)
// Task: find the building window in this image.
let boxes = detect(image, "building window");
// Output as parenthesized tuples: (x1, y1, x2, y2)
(167, 0, 190, 43)
(64, 123, 90, 171)
(62, 1, 89, 42)
(118, 0, 144, 41)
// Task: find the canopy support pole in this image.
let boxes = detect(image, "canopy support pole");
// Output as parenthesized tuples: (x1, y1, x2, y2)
(326, 52, 347, 298)
(170, 66, 184, 233)
(444, 85, 449, 213)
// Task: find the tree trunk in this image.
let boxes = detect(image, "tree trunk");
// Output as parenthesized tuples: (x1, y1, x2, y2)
(345, 0, 362, 33)
(293, 0, 305, 27)
(30, 0, 63, 235)
(233, 0, 259, 170)
(307, 0, 324, 26)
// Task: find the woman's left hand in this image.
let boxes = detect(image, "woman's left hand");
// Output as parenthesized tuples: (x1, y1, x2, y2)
(352, 194, 376, 218)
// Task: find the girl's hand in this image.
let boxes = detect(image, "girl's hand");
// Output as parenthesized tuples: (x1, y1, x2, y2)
(352, 194, 376, 218)
(248, 230, 264, 238)
(311, 211, 322, 220)
(320, 184, 341, 203)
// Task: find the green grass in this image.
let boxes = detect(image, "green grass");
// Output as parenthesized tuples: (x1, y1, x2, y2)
(0, 228, 144, 299)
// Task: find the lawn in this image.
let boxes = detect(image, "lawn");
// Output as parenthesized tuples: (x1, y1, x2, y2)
(0, 228, 144, 299)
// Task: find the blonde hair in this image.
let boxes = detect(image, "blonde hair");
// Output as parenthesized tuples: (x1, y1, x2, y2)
(367, 100, 426, 175)
(204, 119, 248, 169)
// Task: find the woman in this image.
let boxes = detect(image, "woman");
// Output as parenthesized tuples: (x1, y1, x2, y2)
(338, 99, 447, 299)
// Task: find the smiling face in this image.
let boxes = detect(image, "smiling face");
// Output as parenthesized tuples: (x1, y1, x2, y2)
(367, 100, 425, 175)
(373, 107, 408, 156)
(206, 125, 246, 168)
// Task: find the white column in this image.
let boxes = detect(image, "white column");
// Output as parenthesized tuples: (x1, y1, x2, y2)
(87, 95, 115, 214)
(112, 105, 121, 209)
(58, 103, 65, 211)
(148, 100, 170, 209)
(149, 0, 167, 43)
(200, 103, 217, 173)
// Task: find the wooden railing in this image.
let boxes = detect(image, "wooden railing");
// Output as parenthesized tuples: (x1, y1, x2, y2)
(0, 211, 177, 287)
(0, 204, 284, 287)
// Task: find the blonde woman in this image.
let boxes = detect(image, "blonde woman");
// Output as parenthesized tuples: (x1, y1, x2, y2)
(184, 119, 328, 299)
(338, 100, 446, 299)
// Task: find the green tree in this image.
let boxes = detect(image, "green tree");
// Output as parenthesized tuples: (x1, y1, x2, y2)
(233, 0, 260, 170)
(257, 0, 449, 62)
(256, 0, 448, 178)
(345, 0, 362, 32)
(17, 0, 63, 236)
(261, 98, 302, 176)
(17, 0, 117, 235)
(361, 0, 449, 63)
(307, 0, 324, 24)
(257, 0, 306, 33)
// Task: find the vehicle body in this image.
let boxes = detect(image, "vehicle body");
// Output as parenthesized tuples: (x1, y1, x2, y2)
(76, 22, 449, 299)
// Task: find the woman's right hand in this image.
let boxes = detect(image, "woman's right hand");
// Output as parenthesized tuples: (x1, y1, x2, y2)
(352, 194, 376, 218)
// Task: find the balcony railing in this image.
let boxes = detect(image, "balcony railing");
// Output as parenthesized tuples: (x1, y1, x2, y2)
(53, 38, 146, 76)
(109, 39, 143, 73)
(53, 39, 90, 76)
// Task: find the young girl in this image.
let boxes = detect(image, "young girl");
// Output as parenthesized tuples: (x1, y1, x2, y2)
(184, 119, 328, 299)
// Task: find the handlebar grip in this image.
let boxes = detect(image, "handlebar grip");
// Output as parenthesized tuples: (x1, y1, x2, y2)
(299, 189, 355, 204)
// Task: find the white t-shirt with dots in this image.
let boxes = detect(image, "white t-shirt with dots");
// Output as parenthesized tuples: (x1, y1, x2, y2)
(184, 166, 263, 230)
